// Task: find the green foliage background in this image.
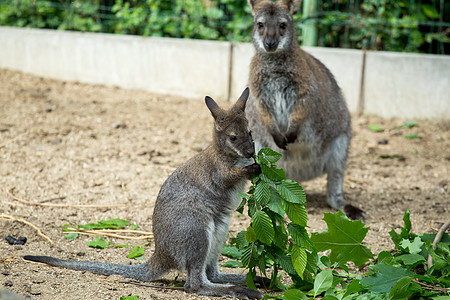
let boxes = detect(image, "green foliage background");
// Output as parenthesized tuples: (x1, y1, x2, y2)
(0, 0, 448, 54)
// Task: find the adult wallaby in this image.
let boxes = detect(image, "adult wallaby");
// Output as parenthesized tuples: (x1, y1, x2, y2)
(245, 0, 365, 220)
(24, 88, 269, 299)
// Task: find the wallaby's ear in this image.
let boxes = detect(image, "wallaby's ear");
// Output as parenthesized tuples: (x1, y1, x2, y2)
(280, 0, 301, 14)
(205, 96, 225, 120)
(234, 87, 250, 111)
(247, 0, 265, 15)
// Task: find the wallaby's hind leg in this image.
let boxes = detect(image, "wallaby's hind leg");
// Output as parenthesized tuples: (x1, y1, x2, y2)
(325, 135, 366, 220)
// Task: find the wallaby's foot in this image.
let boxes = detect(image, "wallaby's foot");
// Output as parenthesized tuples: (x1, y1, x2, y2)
(254, 275, 271, 288)
(343, 204, 366, 221)
(228, 286, 263, 300)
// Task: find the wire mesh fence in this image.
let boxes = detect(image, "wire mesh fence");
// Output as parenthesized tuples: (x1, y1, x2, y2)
(0, 0, 448, 54)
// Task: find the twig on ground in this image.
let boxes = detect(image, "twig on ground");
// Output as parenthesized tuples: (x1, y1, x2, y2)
(412, 278, 450, 292)
(119, 280, 185, 290)
(0, 214, 53, 244)
(427, 220, 450, 269)
(7, 187, 151, 208)
(64, 227, 153, 240)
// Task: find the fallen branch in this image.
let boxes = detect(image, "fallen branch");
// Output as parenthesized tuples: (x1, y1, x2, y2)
(7, 187, 151, 208)
(0, 214, 53, 244)
(64, 227, 153, 240)
(427, 220, 450, 269)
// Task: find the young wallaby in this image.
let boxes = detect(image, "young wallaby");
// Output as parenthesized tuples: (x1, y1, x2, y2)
(245, 0, 365, 220)
(24, 88, 269, 299)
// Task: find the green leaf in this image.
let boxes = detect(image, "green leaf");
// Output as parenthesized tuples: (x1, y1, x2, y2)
(221, 245, 242, 259)
(310, 211, 373, 266)
(361, 264, 414, 293)
(343, 279, 363, 297)
(234, 231, 249, 248)
(255, 181, 271, 206)
(401, 121, 418, 128)
(377, 251, 394, 264)
(276, 180, 306, 205)
(246, 226, 257, 243)
(220, 260, 243, 268)
(396, 253, 426, 266)
(261, 165, 286, 182)
(114, 244, 131, 248)
(421, 4, 439, 19)
(64, 233, 79, 240)
(246, 270, 257, 290)
(78, 218, 132, 230)
(87, 237, 109, 249)
(267, 187, 285, 216)
(282, 200, 308, 227)
(120, 296, 139, 300)
(287, 223, 314, 251)
(291, 244, 307, 279)
(252, 211, 275, 245)
(388, 276, 413, 300)
(314, 269, 333, 297)
(400, 237, 424, 254)
(368, 124, 384, 132)
(256, 147, 282, 165)
(284, 289, 307, 300)
(127, 246, 145, 259)
(275, 255, 297, 276)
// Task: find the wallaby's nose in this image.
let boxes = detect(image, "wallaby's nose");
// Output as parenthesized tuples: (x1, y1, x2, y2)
(264, 39, 277, 52)
(246, 148, 255, 158)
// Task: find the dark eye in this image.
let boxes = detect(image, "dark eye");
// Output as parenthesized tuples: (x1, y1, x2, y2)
(229, 135, 237, 141)
(257, 22, 264, 29)
(280, 22, 287, 30)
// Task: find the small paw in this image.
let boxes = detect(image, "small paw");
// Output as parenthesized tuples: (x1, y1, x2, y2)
(246, 163, 261, 176)
(344, 205, 366, 221)
(230, 286, 262, 300)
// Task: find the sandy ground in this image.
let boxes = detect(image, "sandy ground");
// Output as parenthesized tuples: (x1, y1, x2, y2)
(0, 68, 449, 299)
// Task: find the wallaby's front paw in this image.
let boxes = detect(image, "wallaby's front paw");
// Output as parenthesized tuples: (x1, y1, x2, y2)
(245, 163, 261, 176)
(344, 205, 366, 221)
(272, 134, 288, 150)
(285, 130, 298, 144)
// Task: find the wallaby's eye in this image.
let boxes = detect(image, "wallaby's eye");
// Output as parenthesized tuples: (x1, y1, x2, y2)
(280, 22, 287, 30)
(257, 22, 264, 29)
(229, 135, 237, 142)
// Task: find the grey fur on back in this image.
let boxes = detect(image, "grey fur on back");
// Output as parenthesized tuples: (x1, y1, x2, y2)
(245, 0, 365, 220)
(24, 88, 268, 300)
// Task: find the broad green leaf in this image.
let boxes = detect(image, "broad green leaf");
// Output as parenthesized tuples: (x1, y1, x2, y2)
(388, 276, 413, 300)
(241, 244, 254, 267)
(253, 210, 275, 245)
(256, 147, 282, 165)
(276, 179, 306, 205)
(395, 253, 426, 266)
(275, 254, 296, 276)
(401, 121, 418, 128)
(114, 244, 131, 248)
(220, 260, 243, 268)
(287, 223, 314, 251)
(255, 181, 271, 206)
(361, 264, 414, 293)
(267, 187, 285, 216)
(127, 246, 144, 259)
(261, 165, 286, 182)
(314, 269, 333, 297)
(377, 251, 394, 264)
(421, 4, 439, 19)
(400, 236, 424, 254)
(291, 244, 307, 279)
(310, 211, 373, 266)
(246, 226, 257, 243)
(368, 124, 383, 132)
(78, 218, 132, 230)
(282, 200, 308, 227)
(87, 237, 109, 249)
(235, 231, 249, 248)
(284, 289, 307, 300)
(389, 210, 413, 248)
(221, 245, 242, 259)
(246, 271, 257, 290)
(64, 233, 78, 240)
(343, 279, 363, 298)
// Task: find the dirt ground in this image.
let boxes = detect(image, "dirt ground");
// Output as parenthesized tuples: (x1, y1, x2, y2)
(0, 68, 449, 300)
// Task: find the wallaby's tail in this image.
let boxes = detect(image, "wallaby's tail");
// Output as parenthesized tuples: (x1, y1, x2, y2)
(23, 255, 156, 282)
